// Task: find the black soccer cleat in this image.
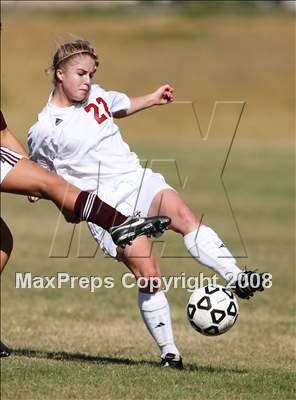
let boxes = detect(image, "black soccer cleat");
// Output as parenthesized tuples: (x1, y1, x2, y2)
(160, 353, 183, 369)
(233, 270, 267, 300)
(110, 214, 171, 247)
(0, 341, 11, 358)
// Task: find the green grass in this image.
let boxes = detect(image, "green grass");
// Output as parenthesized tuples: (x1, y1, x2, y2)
(2, 357, 295, 400)
(1, 138, 294, 400)
(2, 1, 291, 20)
(1, 9, 295, 400)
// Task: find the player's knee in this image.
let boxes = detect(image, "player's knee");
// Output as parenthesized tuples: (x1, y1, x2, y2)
(141, 266, 161, 280)
(127, 260, 161, 285)
(173, 206, 199, 233)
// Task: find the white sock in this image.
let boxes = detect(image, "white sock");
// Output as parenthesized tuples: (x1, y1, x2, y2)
(138, 291, 180, 356)
(184, 225, 242, 283)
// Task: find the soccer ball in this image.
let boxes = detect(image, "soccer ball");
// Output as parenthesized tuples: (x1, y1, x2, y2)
(186, 285, 239, 336)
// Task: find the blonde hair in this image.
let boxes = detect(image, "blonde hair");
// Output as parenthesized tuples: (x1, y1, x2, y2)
(47, 40, 99, 84)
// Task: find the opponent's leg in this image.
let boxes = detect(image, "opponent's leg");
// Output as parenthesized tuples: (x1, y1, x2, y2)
(117, 237, 182, 368)
(1, 158, 126, 224)
(1, 158, 170, 245)
(149, 189, 266, 298)
(0, 218, 12, 357)
(0, 218, 13, 273)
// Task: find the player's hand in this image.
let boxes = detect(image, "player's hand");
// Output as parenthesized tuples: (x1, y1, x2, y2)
(152, 84, 174, 105)
(28, 196, 40, 203)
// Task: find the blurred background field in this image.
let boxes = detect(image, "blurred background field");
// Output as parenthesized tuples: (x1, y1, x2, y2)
(0, 1, 295, 399)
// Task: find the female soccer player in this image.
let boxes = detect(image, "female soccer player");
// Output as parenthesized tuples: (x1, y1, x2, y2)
(0, 111, 170, 357)
(28, 40, 266, 368)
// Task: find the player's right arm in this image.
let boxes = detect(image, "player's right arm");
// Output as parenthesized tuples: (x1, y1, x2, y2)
(112, 84, 174, 118)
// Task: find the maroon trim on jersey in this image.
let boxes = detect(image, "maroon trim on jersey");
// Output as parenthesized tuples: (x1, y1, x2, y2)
(0, 111, 7, 131)
(0, 154, 15, 167)
(0, 147, 22, 166)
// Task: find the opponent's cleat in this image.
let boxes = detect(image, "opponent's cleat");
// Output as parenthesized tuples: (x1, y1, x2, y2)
(160, 353, 183, 369)
(0, 341, 11, 358)
(150, 218, 171, 239)
(150, 216, 171, 238)
(233, 270, 266, 299)
(110, 215, 171, 247)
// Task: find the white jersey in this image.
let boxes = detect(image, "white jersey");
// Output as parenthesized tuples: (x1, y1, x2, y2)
(28, 84, 141, 192)
(0, 147, 23, 184)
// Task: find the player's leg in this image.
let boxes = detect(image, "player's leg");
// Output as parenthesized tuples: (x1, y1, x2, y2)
(0, 218, 12, 357)
(149, 189, 242, 281)
(0, 218, 13, 273)
(117, 237, 182, 368)
(1, 157, 116, 217)
(1, 157, 170, 246)
(148, 189, 266, 298)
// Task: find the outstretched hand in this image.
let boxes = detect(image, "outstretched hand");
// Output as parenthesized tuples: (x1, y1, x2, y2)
(151, 84, 174, 105)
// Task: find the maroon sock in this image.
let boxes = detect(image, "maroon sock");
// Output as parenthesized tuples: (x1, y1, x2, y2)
(74, 191, 127, 231)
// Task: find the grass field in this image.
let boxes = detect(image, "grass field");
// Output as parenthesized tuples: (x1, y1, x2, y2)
(1, 3, 295, 400)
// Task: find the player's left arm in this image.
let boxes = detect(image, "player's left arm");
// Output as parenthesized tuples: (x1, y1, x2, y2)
(113, 84, 174, 118)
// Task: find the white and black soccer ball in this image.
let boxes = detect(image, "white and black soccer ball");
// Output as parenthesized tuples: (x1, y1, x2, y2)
(186, 285, 239, 336)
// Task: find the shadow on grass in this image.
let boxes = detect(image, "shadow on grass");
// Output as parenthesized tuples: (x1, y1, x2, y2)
(12, 348, 155, 367)
(185, 363, 247, 374)
(11, 348, 247, 374)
